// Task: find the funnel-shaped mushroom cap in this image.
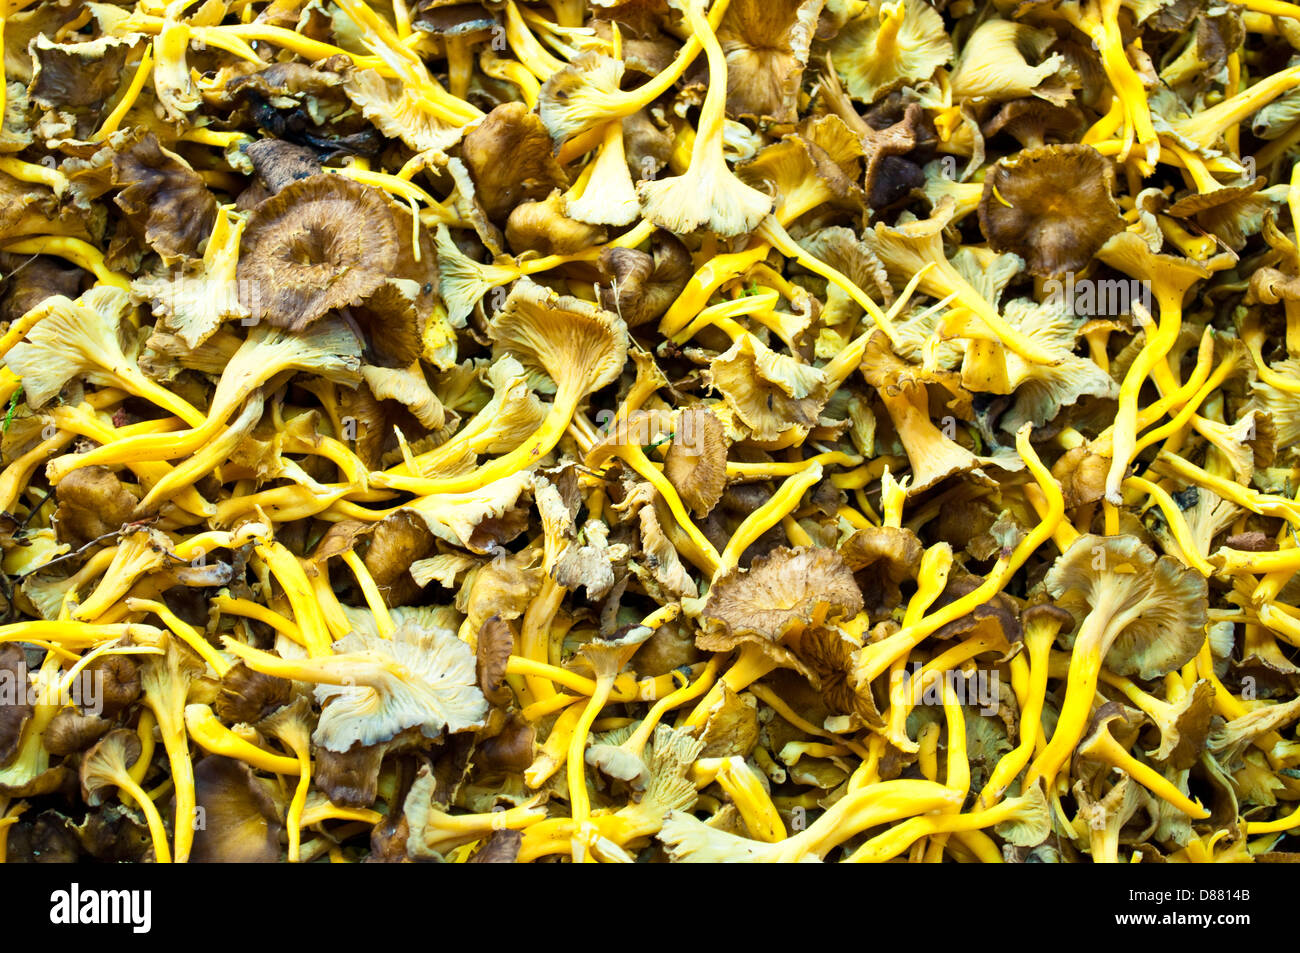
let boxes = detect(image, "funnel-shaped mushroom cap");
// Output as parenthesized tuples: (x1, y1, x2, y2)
(718, 0, 824, 122)
(1046, 534, 1208, 679)
(978, 144, 1125, 278)
(79, 729, 143, 806)
(665, 405, 729, 517)
(572, 624, 656, 680)
(310, 616, 490, 752)
(991, 781, 1053, 846)
(706, 334, 829, 442)
(461, 102, 568, 221)
(827, 0, 952, 105)
(700, 546, 864, 650)
(191, 755, 284, 863)
(237, 174, 400, 331)
(488, 277, 629, 400)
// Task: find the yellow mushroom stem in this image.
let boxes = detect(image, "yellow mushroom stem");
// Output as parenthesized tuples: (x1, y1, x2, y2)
(1124, 477, 1214, 575)
(855, 425, 1062, 683)
(587, 441, 723, 575)
(713, 462, 823, 579)
(143, 686, 194, 864)
(183, 704, 301, 775)
(1104, 303, 1177, 504)
(620, 656, 721, 760)
(92, 45, 154, 141)
(132, 392, 265, 511)
(846, 787, 1041, 863)
(524, 701, 586, 788)
(1079, 728, 1209, 818)
(884, 629, 1005, 753)
(697, 756, 786, 842)
(1062, 0, 1159, 171)
(542, 0, 730, 144)
(769, 779, 964, 861)
(211, 595, 306, 647)
(1, 237, 132, 291)
(747, 683, 870, 759)
(978, 615, 1064, 808)
(502, 0, 566, 80)
(340, 550, 395, 637)
(479, 50, 540, 107)
(255, 542, 334, 657)
(1170, 62, 1300, 151)
(126, 598, 230, 676)
(1154, 451, 1300, 526)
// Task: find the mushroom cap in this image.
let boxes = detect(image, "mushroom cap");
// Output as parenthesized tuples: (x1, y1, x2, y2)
(978, 144, 1125, 278)
(29, 33, 137, 110)
(79, 729, 143, 806)
(993, 781, 1053, 846)
(706, 334, 829, 442)
(1045, 534, 1208, 679)
(462, 102, 569, 221)
(701, 546, 864, 650)
(244, 138, 322, 195)
(112, 131, 219, 262)
(215, 661, 292, 725)
(598, 232, 692, 327)
(191, 755, 284, 863)
(313, 616, 488, 752)
(488, 277, 629, 399)
(665, 406, 729, 518)
(840, 524, 924, 615)
(476, 615, 515, 707)
(505, 190, 608, 256)
(237, 174, 400, 331)
(718, 0, 823, 122)
(0, 645, 33, 768)
(827, 0, 953, 105)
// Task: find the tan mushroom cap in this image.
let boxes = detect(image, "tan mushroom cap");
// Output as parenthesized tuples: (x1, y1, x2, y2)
(978, 144, 1125, 278)
(461, 102, 569, 221)
(237, 174, 400, 332)
(1046, 533, 1208, 680)
(488, 277, 629, 399)
(665, 406, 728, 518)
(700, 546, 864, 651)
(718, 0, 823, 123)
(79, 729, 144, 806)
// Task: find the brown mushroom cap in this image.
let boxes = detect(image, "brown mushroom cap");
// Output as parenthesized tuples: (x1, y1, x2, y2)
(700, 546, 864, 652)
(112, 131, 219, 263)
(476, 615, 514, 707)
(237, 174, 400, 331)
(215, 661, 293, 725)
(52, 466, 140, 547)
(840, 524, 924, 616)
(598, 231, 692, 327)
(245, 138, 322, 195)
(461, 102, 569, 221)
(190, 755, 284, 863)
(665, 406, 728, 518)
(29, 34, 137, 111)
(718, 0, 823, 123)
(505, 190, 608, 256)
(978, 144, 1125, 278)
(0, 645, 33, 767)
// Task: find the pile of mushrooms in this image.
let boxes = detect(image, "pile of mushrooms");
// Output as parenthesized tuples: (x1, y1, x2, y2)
(5, 0, 1300, 864)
